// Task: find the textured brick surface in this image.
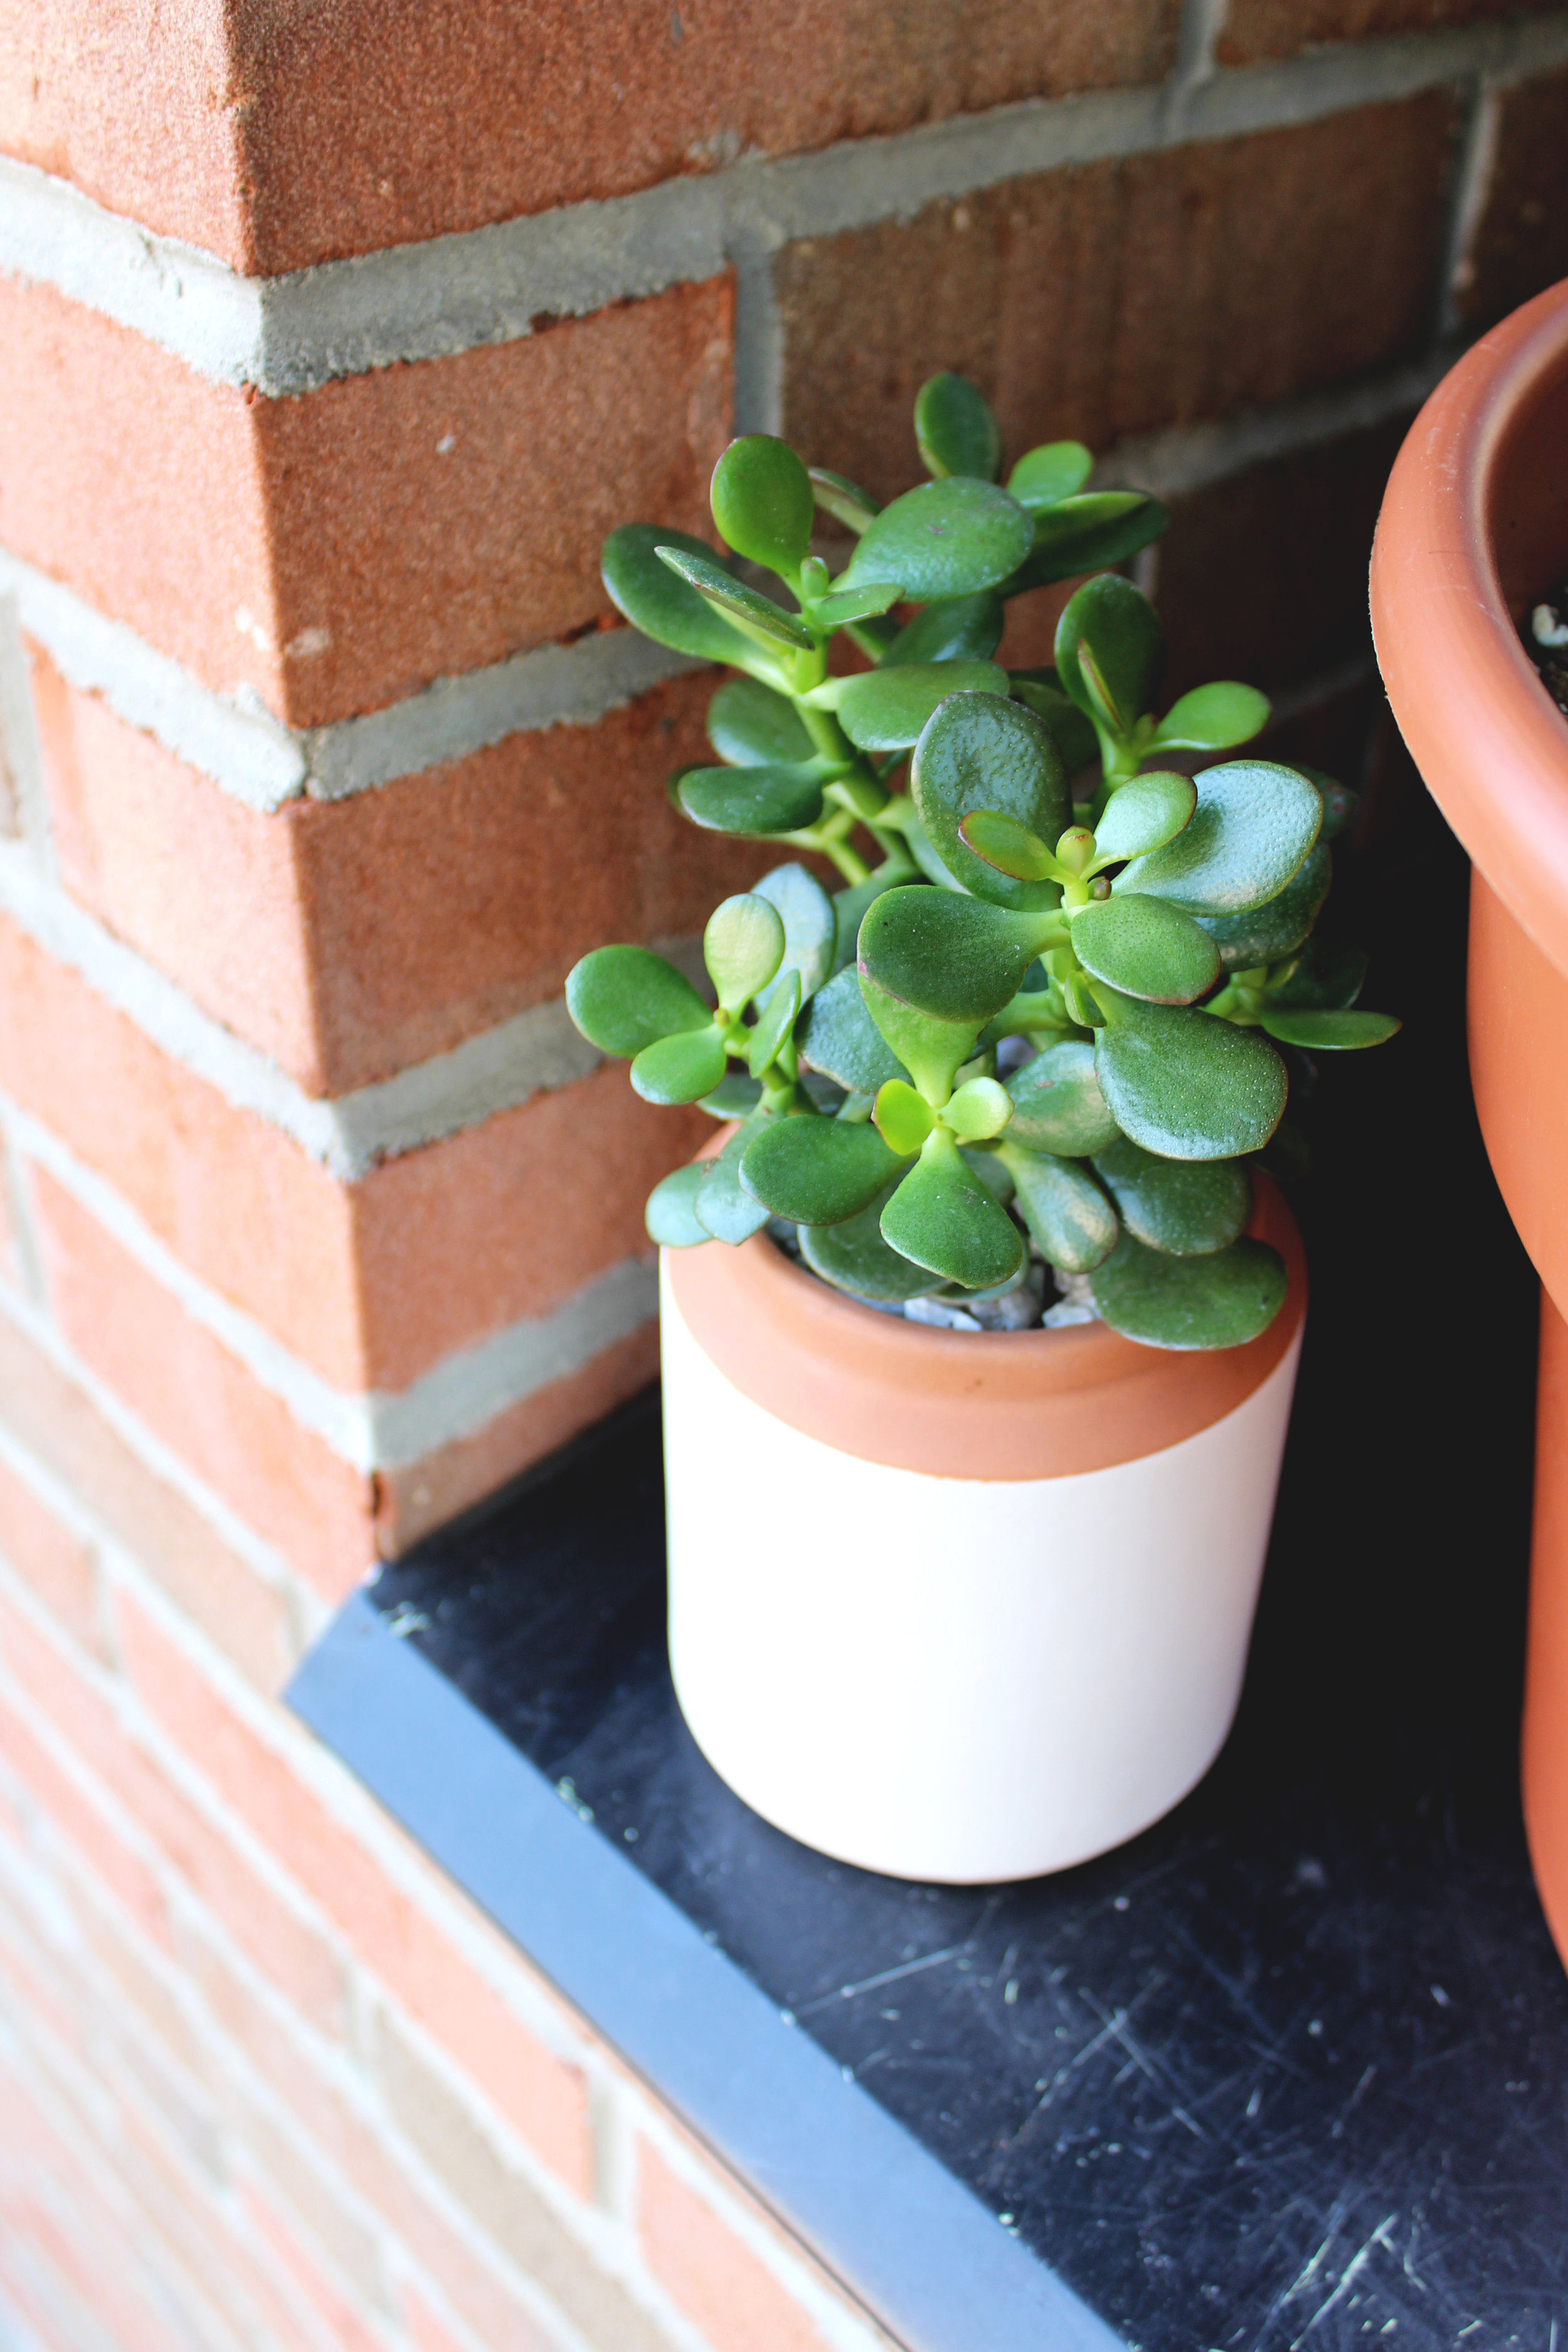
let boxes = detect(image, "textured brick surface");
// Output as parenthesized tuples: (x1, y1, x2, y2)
(1218, 0, 1560, 64)
(639, 2144, 837, 2352)
(0, 1452, 102, 1659)
(0, 0, 1180, 276)
(1455, 64, 1568, 330)
(0, 272, 733, 726)
(778, 95, 1458, 501)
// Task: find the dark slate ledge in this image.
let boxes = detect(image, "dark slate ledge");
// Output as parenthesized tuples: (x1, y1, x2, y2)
(290, 792, 1568, 2351)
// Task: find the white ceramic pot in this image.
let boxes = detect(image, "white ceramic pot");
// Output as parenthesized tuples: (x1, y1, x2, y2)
(660, 1179, 1306, 1883)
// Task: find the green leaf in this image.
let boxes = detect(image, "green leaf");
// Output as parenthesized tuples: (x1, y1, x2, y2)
(945, 1076, 1012, 1141)
(753, 862, 837, 1007)
(704, 894, 785, 1012)
(1115, 761, 1322, 916)
(631, 1025, 728, 1106)
(601, 526, 760, 667)
(695, 1116, 775, 1243)
(1195, 841, 1331, 971)
(812, 580, 904, 627)
(882, 593, 1005, 667)
(699, 1071, 763, 1118)
(739, 1115, 906, 1226)
(710, 436, 816, 578)
(858, 974, 983, 1104)
(797, 966, 909, 1093)
(798, 1185, 935, 1301)
(808, 467, 880, 535)
(1267, 938, 1367, 1010)
(999, 1145, 1117, 1273)
(1094, 995, 1288, 1159)
(1089, 771, 1196, 867)
(873, 1079, 936, 1157)
(818, 661, 1009, 751)
(1091, 1232, 1287, 1350)
(1007, 672, 1101, 773)
(1258, 1008, 1401, 1050)
(911, 692, 1070, 909)
(859, 886, 1060, 1025)
(914, 373, 1004, 482)
(746, 968, 801, 1076)
(901, 807, 967, 891)
(829, 864, 921, 976)
(1003, 496, 1168, 596)
(1153, 681, 1271, 753)
(1297, 766, 1357, 842)
(1069, 895, 1221, 1005)
(837, 479, 1034, 603)
(656, 545, 813, 654)
(566, 945, 711, 1056)
(1055, 574, 1165, 736)
(1005, 1040, 1121, 1156)
(1005, 442, 1093, 510)
(1091, 1136, 1251, 1256)
(645, 1162, 712, 1248)
(675, 765, 826, 836)
(957, 808, 1054, 883)
(880, 1131, 1025, 1290)
(706, 677, 814, 767)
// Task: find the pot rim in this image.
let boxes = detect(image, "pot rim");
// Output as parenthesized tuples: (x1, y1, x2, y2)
(1371, 277, 1568, 977)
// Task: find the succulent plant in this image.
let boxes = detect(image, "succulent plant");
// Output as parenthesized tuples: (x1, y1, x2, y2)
(566, 374, 1399, 1349)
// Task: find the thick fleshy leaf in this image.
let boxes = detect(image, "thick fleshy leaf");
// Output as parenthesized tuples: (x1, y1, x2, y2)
(1090, 1232, 1288, 1350)
(808, 467, 879, 534)
(1091, 1136, 1251, 1256)
(799, 1185, 935, 1301)
(945, 1076, 1012, 1141)
(873, 1079, 936, 1157)
(753, 863, 837, 1008)
(1259, 1008, 1401, 1050)
(859, 886, 1060, 1024)
(655, 545, 813, 652)
(1000, 1145, 1117, 1273)
(1055, 573, 1166, 734)
(812, 580, 904, 627)
(1006, 442, 1093, 509)
(1004, 496, 1167, 597)
(1152, 682, 1271, 753)
(692, 1116, 775, 1243)
(645, 1162, 712, 1248)
(1268, 938, 1367, 1010)
(858, 973, 984, 1104)
(1195, 842, 1331, 971)
(1069, 895, 1221, 1004)
(822, 661, 1009, 751)
(676, 764, 826, 836)
(739, 1116, 906, 1225)
(829, 865, 921, 975)
(1116, 762, 1322, 917)
(978, 987, 1072, 1052)
(1094, 995, 1287, 1158)
(958, 808, 1054, 883)
(699, 1071, 763, 1118)
(746, 968, 801, 1076)
(1005, 1041, 1121, 1155)
(797, 966, 908, 1092)
(710, 436, 815, 577)
(566, 945, 710, 1056)
(1090, 771, 1197, 867)
(902, 807, 967, 891)
(914, 373, 1004, 482)
(601, 526, 759, 666)
(880, 1133, 1025, 1290)
(1007, 672, 1101, 773)
(882, 594, 1005, 667)
(631, 1025, 728, 1106)
(704, 894, 785, 1012)
(837, 479, 1034, 603)
(911, 693, 1070, 909)
(706, 677, 814, 766)
(1298, 766, 1357, 842)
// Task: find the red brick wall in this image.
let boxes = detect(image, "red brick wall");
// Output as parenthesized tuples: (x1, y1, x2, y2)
(0, 3, 1565, 2345)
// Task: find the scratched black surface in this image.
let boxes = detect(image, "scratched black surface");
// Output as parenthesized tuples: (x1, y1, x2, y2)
(369, 740, 1568, 2351)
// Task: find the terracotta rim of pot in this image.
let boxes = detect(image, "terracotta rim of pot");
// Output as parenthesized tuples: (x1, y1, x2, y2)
(665, 1172, 1306, 1481)
(1370, 275, 1568, 977)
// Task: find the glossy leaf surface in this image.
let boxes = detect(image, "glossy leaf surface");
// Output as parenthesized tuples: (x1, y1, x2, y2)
(676, 765, 825, 837)
(829, 866, 919, 976)
(945, 1076, 1012, 1141)
(829, 661, 1009, 751)
(857, 972, 983, 1104)
(881, 1135, 1025, 1289)
(797, 966, 908, 1093)
(710, 437, 815, 577)
(1005, 1041, 1120, 1155)
(1091, 771, 1197, 866)
(837, 479, 1034, 603)
(1069, 894, 1221, 1004)
(1094, 995, 1288, 1158)
(706, 677, 814, 767)
(699, 1071, 763, 1118)
(655, 546, 813, 652)
(1091, 1136, 1251, 1256)
(958, 808, 1054, 883)
(798, 1185, 934, 1301)
(644, 1162, 711, 1248)
(695, 1116, 775, 1243)
(911, 693, 1070, 909)
(601, 526, 758, 666)
(630, 1024, 728, 1106)
(746, 968, 801, 1076)
(1091, 1232, 1288, 1349)
(859, 886, 1059, 1024)
(1299, 766, 1358, 842)
(1006, 442, 1093, 509)
(566, 945, 709, 1056)
(1005, 496, 1167, 596)
(704, 894, 785, 1010)
(1055, 574, 1166, 734)
(914, 373, 1003, 481)
(753, 862, 837, 1007)
(1115, 762, 1322, 916)
(1152, 682, 1271, 753)
(808, 467, 879, 534)
(872, 1079, 935, 1157)
(1268, 938, 1367, 1010)
(812, 580, 904, 626)
(1001, 1145, 1117, 1273)
(739, 1116, 906, 1226)
(1007, 672, 1101, 773)
(882, 593, 1005, 667)
(1258, 1008, 1401, 1050)
(1196, 841, 1331, 970)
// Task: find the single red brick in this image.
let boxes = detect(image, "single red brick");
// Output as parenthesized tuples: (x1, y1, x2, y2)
(1454, 65, 1568, 331)
(638, 2146, 839, 2352)
(1219, 0, 1560, 63)
(0, 1451, 102, 1658)
(778, 97, 1458, 502)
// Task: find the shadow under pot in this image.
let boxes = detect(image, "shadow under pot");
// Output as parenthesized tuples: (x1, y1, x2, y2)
(659, 1177, 1306, 1884)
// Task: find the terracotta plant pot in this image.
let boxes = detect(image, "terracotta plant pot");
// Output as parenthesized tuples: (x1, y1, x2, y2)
(659, 1180, 1306, 1883)
(1371, 277, 1568, 1963)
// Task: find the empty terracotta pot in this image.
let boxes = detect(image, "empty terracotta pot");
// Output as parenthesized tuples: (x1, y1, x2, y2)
(1371, 276, 1568, 1963)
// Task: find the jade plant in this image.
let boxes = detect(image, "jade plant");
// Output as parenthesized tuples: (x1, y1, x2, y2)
(566, 374, 1399, 1348)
